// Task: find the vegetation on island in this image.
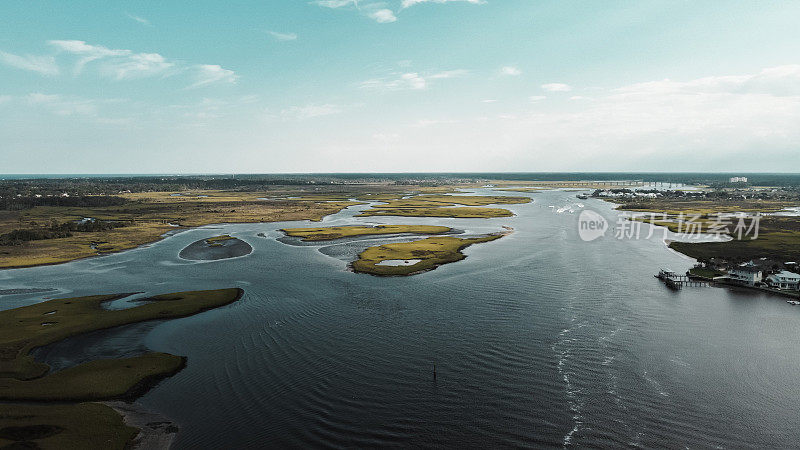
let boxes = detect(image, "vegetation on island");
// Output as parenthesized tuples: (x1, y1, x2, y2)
(0, 288, 242, 384)
(354, 194, 530, 219)
(0, 288, 242, 449)
(0, 186, 532, 268)
(281, 225, 453, 241)
(357, 207, 515, 219)
(0, 191, 360, 269)
(351, 234, 507, 276)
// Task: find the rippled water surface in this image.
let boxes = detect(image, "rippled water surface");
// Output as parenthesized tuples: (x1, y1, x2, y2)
(2, 189, 800, 448)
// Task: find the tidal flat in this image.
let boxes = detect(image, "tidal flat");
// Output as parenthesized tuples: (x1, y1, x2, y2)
(0, 288, 242, 449)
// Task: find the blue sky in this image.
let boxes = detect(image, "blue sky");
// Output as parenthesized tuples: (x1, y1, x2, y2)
(2, 0, 800, 173)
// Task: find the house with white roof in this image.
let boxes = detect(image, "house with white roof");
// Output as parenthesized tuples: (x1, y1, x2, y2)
(766, 271, 800, 290)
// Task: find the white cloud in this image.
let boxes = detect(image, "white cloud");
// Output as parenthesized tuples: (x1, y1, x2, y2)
(500, 66, 521, 76)
(189, 65, 238, 89)
(375, 65, 800, 171)
(49, 40, 168, 78)
(102, 53, 174, 80)
(314, 0, 481, 23)
(48, 40, 128, 74)
(268, 31, 298, 41)
(0, 51, 59, 76)
(368, 9, 397, 23)
(482, 99, 497, 103)
(360, 69, 466, 91)
(312, 0, 357, 7)
(529, 95, 546, 102)
(26, 92, 98, 116)
(429, 69, 468, 79)
(282, 104, 344, 120)
(401, 0, 485, 9)
(541, 83, 571, 92)
(126, 13, 151, 26)
(46, 40, 236, 88)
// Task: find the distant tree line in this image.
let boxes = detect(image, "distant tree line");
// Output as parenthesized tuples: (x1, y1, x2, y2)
(0, 219, 129, 246)
(0, 195, 128, 211)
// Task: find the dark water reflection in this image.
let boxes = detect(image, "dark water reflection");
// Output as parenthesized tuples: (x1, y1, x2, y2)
(2, 190, 800, 448)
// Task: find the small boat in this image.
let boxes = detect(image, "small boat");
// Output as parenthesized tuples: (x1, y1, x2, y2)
(787, 300, 800, 305)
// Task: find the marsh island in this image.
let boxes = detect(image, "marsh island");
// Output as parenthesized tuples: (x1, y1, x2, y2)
(179, 235, 253, 261)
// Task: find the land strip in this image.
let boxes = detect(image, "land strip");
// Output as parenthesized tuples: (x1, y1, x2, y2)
(281, 225, 453, 241)
(0, 288, 242, 449)
(351, 233, 508, 276)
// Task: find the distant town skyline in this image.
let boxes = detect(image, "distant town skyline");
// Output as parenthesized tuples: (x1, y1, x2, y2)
(2, 1, 800, 173)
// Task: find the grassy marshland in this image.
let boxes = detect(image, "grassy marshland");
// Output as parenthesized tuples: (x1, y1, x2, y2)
(355, 194, 529, 218)
(0, 288, 242, 384)
(205, 234, 236, 243)
(0, 402, 138, 449)
(0, 189, 530, 268)
(0, 288, 242, 449)
(615, 198, 800, 263)
(351, 234, 506, 276)
(669, 217, 800, 263)
(281, 225, 452, 241)
(0, 191, 360, 269)
(357, 207, 515, 219)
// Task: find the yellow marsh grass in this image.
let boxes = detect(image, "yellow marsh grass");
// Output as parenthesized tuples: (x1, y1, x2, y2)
(352, 235, 505, 276)
(281, 225, 452, 241)
(0, 288, 242, 383)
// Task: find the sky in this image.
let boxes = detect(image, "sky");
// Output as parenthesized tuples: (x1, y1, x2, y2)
(1, 0, 800, 174)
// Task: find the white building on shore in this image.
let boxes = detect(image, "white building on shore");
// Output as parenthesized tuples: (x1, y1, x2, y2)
(766, 271, 800, 290)
(728, 262, 763, 286)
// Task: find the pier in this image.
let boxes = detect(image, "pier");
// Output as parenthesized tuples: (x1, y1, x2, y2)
(656, 269, 710, 289)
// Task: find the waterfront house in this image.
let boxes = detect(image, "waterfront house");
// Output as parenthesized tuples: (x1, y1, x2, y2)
(728, 262, 763, 286)
(766, 271, 800, 290)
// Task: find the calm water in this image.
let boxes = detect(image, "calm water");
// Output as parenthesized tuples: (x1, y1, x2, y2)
(2, 189, 800, 448)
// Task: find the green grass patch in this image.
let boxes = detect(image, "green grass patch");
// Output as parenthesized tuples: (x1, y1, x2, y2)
(0, 288, 242, 384)
(0, 402, 138, 450)
(205, 234, 235, 244)
(352, 234, 506, 276)
(688, 267, 726, 279)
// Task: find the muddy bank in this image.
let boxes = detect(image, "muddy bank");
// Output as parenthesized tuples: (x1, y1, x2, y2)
(178, 235, 252, 261)
(104, 401, 179, 450)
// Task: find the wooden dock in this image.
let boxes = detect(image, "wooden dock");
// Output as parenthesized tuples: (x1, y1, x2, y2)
(656, 269, 710, 289)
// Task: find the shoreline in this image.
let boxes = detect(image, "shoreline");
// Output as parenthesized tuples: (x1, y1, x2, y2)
(2, 219, 281, 271)
(594, 197, 800, 300)
(103, 401, 179, 450)
(0, 199, 348, 271)
(0, 226, 184, 271)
